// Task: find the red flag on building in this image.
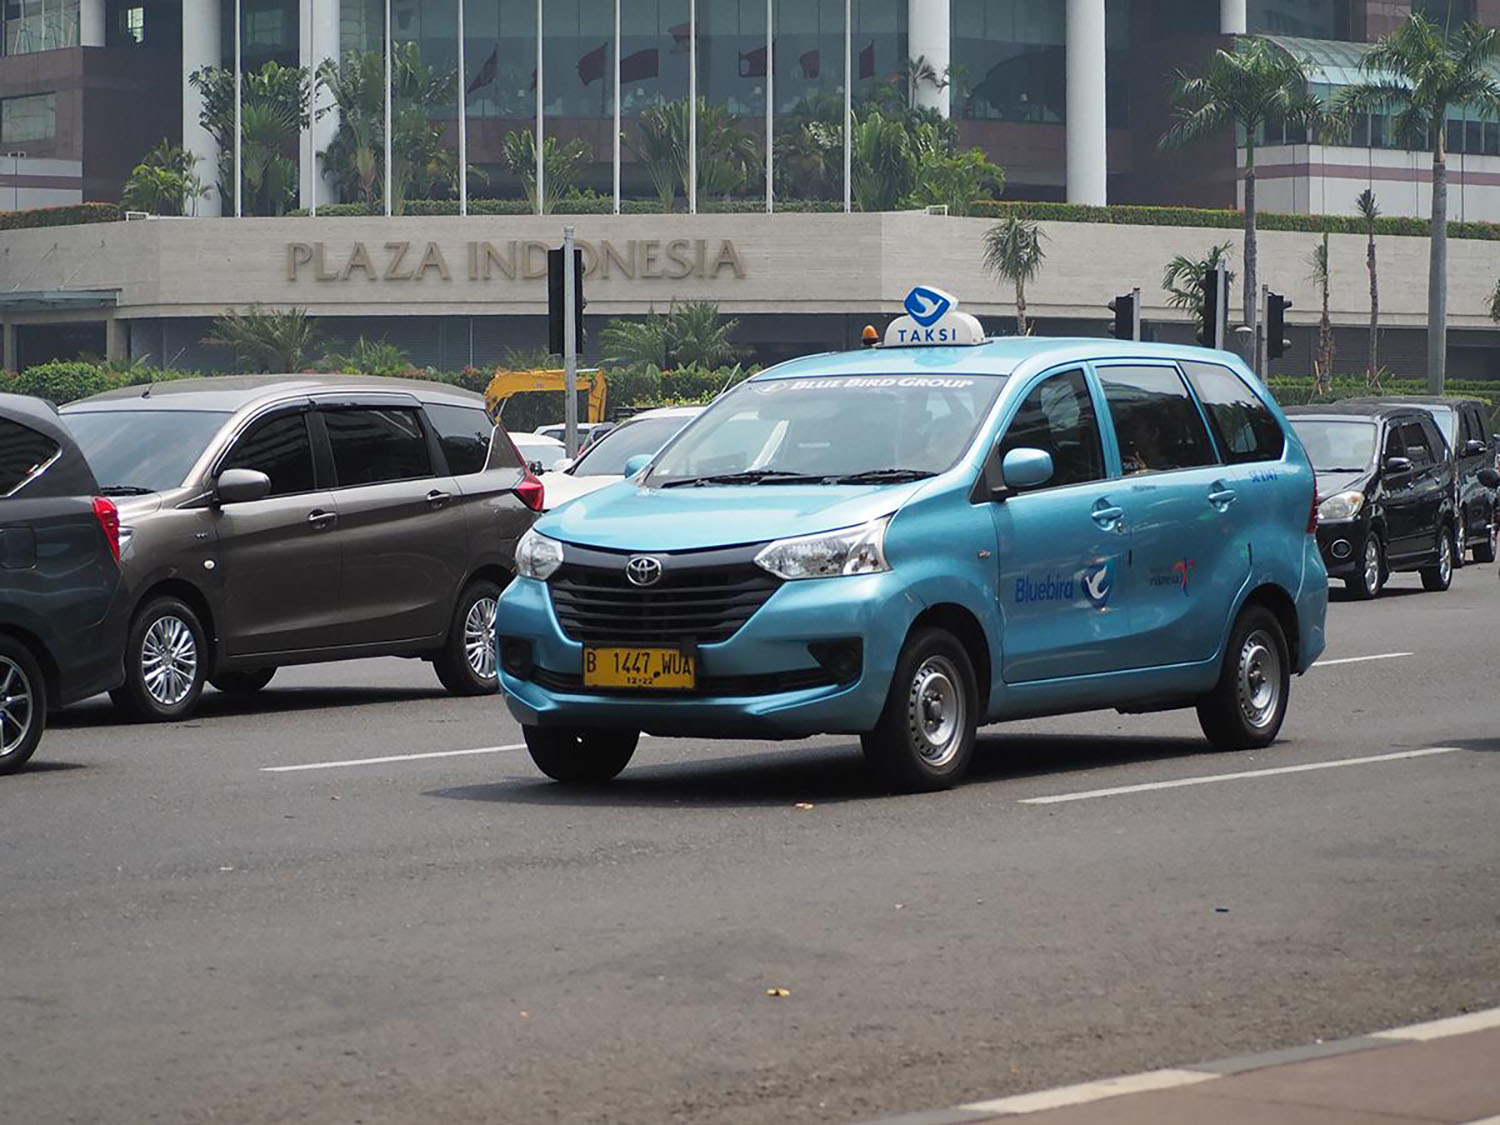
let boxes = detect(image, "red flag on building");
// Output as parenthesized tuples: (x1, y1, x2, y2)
(466, 45, 498, 95)
(620, 48, 659, 83)
(799, 49, 820, 78)
(858, 40, 875, 79)
(668, 22, 691, 50)
(578, 42, 607, 85)
(738, 45, 767, 78)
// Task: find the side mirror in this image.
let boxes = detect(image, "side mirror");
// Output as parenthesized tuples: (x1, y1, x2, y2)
(214, 468, 272, 505)
(1478, 468, 1500, 489)
(1384, 456, 1413, 476)
(1464, 439, 1486, 456)
(526, 459, 544, 475)
(1001, 447, 1055, 491)
(623, 453, 652, 478)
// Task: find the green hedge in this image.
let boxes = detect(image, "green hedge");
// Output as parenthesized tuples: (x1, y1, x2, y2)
(288, 198, 843, 217)
(0, 202, 121, 230)
(1, 361, 204, 404)
(1266, 375, 1500, 430)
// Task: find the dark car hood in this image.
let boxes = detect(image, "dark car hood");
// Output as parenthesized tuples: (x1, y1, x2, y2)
(1315, 470, 1370, 499)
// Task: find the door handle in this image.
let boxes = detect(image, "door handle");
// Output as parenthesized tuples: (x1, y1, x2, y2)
(426, 489, 452, 507)
(307, 509, 337, 528)
(1208, 483, 1237, 510)
(1091, 499, 1125, 531)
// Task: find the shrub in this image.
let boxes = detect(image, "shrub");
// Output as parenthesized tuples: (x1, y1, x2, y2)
(10, 361, 121, 404)
(0, 203, 121, 230)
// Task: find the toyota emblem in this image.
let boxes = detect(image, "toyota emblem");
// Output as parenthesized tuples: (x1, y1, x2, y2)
(625, 555, 663, 587)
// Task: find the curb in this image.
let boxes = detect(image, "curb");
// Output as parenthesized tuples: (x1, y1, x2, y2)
(862, 1006, 1500, 1124)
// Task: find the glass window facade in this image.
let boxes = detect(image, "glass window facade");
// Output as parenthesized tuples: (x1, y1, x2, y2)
(1248, 1, 1352, 39)
(223, 0, 298, 69)
(0, 92, 56, 142)
(2, 0, 80, 55)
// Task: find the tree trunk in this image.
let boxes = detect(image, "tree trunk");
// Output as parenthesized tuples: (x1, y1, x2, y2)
(1243, 144, 1259, 367)
(1367, 228, 1380, 388)
(1428, 126, 1447, 394)
(1016, 279, 1028, 336)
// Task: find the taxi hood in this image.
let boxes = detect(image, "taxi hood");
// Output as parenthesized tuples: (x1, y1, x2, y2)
(539, 478, 929, 552)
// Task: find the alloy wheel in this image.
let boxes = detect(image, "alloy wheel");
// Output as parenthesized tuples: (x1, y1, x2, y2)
(1236, 629, 1282, 732)
(1363, 539, 1381, 595)
(464, 596, 499, 680)
(141, 615, 199, 707)
(0, 655, 35, 758)
(1438, 533, 1453, 585)
(907, 655, 965, 768)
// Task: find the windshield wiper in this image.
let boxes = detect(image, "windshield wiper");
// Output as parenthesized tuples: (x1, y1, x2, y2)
(826, 468, 936, 484)
(660, 470, 827, 488)
(98, 485, 155, 496)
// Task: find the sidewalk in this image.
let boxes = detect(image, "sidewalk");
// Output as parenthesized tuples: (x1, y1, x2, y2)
(872, 1009, 1500, 1125)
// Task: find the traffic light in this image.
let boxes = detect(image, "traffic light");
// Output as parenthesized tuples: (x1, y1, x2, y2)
(1266, 291, 1291, 360)
(547, 247, 585, 356)
(1107, 290, 1139, 340)
(1197, 267, 1226, 348)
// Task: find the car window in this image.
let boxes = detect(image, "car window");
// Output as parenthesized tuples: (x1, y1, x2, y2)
(512, 437, 566, 471)
(220, 413, 316, 497)
(1383, 425, 1405, 464)
(425, 403, 506, 475)
(1290, 419, 1376, 472)
(1096, 365, 1216, 474)
(1179, 361, 1285, 464)
(61, 409, 230, 494)
(323, 407, 433, 486)
(1429, 407, 1457, 447)
(0, 417, 60, 496)
(995, 369, 1103, 488)
(569, 414, 694, 477)
(1401, 421, 1433, 468)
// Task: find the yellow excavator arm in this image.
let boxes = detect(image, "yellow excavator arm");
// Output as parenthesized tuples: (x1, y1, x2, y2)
(483, 368, 608, 425)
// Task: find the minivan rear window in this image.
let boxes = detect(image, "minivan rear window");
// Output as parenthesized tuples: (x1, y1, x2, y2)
(323, 407, 433, 486)
(0, 418, 59, 496)
(62, 409, 230, 495)
(1180, 361, 1285, 464)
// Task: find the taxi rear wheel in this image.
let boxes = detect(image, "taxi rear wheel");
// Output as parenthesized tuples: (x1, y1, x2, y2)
(861, 627, 978, 793)
(525, 726, 638, 784)
(1196, 606, 1289, 752)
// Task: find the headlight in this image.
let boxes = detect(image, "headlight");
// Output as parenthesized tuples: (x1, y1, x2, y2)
(515, 527, 564, 580)
(1318, 490, 1365, 522)
(754, 517, 891, 580)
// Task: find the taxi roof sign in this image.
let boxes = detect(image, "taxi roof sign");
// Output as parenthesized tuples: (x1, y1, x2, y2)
(884, 286, 986, 348)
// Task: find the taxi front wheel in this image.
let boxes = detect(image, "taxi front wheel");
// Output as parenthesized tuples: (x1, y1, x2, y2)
(1196, 606, 1289, 752)
(525, 726, 639, 784)
(861, 627, 978, 793)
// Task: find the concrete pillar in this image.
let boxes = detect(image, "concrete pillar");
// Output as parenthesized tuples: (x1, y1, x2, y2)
(299, 0, 342, 209)
(2, 322, 17, 374)
(907, 0, 951, 117)
(1221, 0, 1247, 34)
(79, 0, 106, 46)
(1065, 0, 1107, 206)
(183, 0, 222, 217)
(105, 317, 129, 365)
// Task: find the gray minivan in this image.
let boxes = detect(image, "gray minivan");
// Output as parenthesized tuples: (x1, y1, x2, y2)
(61, 376, 541, 721)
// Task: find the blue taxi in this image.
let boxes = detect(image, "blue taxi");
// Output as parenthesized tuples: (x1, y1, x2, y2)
(495, 289, 1327, 791)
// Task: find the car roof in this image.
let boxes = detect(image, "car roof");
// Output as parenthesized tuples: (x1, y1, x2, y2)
(60, 374, 486, 414)
(1283, 402, 1429, 421)
(1341, 395, 1481, 410)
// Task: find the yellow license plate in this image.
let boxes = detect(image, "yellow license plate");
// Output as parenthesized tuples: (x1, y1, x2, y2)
(583, 647, 697, 690)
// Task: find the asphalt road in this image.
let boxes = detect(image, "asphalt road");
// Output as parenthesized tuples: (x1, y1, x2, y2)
(3, 568, 1498, 1125)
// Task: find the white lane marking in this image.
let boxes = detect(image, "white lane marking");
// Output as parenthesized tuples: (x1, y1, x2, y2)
(962, 1069, 1215, 1115)
(1019, 747, 1465, 805)
(1370, 1008, 1500, 1042)
(1313, 651, 1413, 667)
(262, 743, 526, 772)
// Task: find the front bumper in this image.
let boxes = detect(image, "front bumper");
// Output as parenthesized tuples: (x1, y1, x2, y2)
(495, 571, 914, 738)
(1314, 521, 1368, 579)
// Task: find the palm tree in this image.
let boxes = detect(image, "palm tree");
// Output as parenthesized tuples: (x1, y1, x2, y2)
(981, 217, 1047, 336)
(502, 130, 592, 214)
(1488, 278, 1500, 324)
(121, 140, 208, 216)
(1162, 241, 1235, 336)
(1308, 234, 1335, 393)
(1355, 188, 1382, 387)
(1161, 38, 1321, 361)
(204, 306, 318, 373)
(1333, 14, 1500, 393)
(600, 302, 744, 370)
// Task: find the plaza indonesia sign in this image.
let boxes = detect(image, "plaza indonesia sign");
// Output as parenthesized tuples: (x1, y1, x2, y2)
(285, 237, 746, 284)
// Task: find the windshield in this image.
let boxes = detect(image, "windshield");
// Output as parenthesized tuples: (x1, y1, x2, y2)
(570, 413, 695, 476)
(62, 409, 230, 494)
(1426, 406, 1456, 445)
(1290, 419, 1376, 472)
(647, 374, 1006, 485)
(513, 437, 568, 471)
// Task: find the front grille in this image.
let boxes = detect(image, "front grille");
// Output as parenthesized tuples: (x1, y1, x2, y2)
(532, 666, 835, 697)
(550, 561, 780, 645)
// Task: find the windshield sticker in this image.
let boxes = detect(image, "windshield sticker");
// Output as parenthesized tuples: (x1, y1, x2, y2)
(754, 376, 978, 393)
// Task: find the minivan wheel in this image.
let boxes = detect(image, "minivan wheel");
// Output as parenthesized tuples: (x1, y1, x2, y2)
(110, 597, 207, 722)
(1344, 536, 1384, 600)
(0, 638, 46, 775)
(434, 580, 502, 696)
(1420, 526, 1455, 592)
(1196, 606, 1290, 752)
(860, 626, 978, 793)
(210, 668, 276, 694)
(524, 726, 638, 784)
(1473, 513, 1497, 564)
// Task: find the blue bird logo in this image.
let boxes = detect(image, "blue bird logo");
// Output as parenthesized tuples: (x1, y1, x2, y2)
(903, 286, 953, 327)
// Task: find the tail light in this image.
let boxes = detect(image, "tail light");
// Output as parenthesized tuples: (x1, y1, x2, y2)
(92, 496, 121, 563)
(515, 470, 545, 513)
(1306, 488, 1319, 534)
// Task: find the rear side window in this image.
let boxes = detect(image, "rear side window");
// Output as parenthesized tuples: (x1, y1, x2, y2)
(1097, 365, 1216, 474)
(0, 418, 59, 496)
(425, 403, 514, 474)
(323, 407, 433, 486)
(1401, 421, 1434, 467)
(1180, 361, 1285, 463)
(220, 413, 316, 497)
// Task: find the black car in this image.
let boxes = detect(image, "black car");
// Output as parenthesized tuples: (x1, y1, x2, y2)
(0, 393, 129, 771)
(1343, 396, 1498, 564)
(1286, 403, 1483, 599)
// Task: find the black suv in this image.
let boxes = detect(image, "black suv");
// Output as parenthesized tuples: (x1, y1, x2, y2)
(1286, 403, 1487, 599)
(0, 393, 129, 772)
(1343, 397, 1498, 564)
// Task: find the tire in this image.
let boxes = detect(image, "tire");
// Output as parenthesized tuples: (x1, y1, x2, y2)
(1420, 525, 1455, 592)
(1473, 512, 1497, 564)
(860, 626, 978, 793)
(1196, 605, 1290, 752)
(0, 637, 46, 775)
(524, 726, 638, 784)
(1343, 535, 1384, 600)
(110, 596, 208, 722)
(210, 668, 276, 694)
(434, 579, 503, 696)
